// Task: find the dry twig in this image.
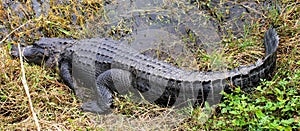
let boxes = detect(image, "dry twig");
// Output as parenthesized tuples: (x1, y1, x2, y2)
(17, 43, 41, 131)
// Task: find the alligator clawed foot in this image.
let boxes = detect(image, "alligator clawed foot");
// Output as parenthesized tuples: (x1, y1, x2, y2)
(81, 100, 112, 114)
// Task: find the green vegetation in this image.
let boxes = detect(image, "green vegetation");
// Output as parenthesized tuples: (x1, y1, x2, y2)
(0, 0, 299, 130)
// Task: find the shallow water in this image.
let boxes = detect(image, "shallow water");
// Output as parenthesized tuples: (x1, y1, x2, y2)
(101, 0, 222, 70)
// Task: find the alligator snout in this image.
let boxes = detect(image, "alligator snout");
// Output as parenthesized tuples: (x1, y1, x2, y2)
(10, 44, 35, 59)
(10, 44, 48, 65)
(10, 44, 21, 59)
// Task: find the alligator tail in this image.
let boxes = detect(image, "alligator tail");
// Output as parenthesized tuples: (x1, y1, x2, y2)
(264, 27, 279, 55)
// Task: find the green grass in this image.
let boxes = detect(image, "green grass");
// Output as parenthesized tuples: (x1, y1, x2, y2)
(0, 0, 300, 130)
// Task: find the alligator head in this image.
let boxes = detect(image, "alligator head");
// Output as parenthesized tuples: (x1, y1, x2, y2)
(11, 37, 76, 68)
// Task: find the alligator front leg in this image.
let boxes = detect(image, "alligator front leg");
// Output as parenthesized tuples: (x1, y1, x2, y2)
(81, 76, 113, 114)
(81, 69, 142, 114)
(59, 60, 75, 91)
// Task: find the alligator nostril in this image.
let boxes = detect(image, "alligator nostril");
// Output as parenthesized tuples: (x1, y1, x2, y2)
(10, 50, 20, 59)
(10, 48, 20, 58)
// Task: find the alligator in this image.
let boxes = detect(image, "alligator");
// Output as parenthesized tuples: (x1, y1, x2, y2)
(11, 27, 279, 114)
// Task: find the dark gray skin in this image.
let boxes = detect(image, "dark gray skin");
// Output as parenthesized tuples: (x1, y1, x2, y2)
(11, 28, 279, 114)
(11, 38, 77, 89)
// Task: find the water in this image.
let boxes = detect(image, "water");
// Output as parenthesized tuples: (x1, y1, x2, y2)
(102, 0, 221, 69)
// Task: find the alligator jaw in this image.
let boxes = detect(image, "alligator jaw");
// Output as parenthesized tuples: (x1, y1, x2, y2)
(10, 44, 48, 65)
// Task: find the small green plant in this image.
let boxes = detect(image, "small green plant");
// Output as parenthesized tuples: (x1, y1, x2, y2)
(197, 67, 300, 130)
